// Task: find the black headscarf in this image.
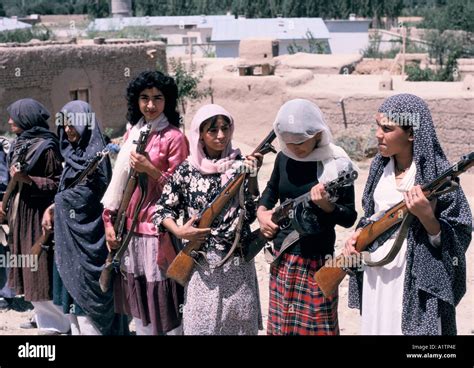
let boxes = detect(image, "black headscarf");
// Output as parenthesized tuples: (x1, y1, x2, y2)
(348, 94, 472, 335)
(54, 101, 117, 334)
(6, 98, 60, 171)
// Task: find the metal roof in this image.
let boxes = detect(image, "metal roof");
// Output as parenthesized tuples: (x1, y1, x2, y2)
(0, 17, 32, 33)
(211, 18, 330, 41)
(87, 15, 234, 32)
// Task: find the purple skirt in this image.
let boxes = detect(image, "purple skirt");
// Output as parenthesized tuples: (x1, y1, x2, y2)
(113, 234, 183, 335)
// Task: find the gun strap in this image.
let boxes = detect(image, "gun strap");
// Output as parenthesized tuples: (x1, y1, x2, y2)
(264, 229, 300, 265)
(112, 174, 148, 269)
(361, 213, 414, 267)
(209, 181, 246, 268)
(361, 181, 458, 268)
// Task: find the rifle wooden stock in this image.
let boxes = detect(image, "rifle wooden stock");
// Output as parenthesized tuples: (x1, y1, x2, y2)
(315, 151, 474, 297)
(1, 177, 18, 219)
(2, 144, 29, 218)
(99, 175, 146, 293)
(31, 229, 52, 258)
(99, 124, 152, 292)
(166, 175, 245, 286)
(315, 196, 422, 296)
(99, 252, 115, 292)
(114, 175, 137, 241)
(166, 130, 277, 286)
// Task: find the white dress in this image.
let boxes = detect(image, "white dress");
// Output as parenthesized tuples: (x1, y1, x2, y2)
(361, 157, 416, 335)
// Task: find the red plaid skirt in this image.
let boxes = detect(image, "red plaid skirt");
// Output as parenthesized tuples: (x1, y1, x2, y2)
(267, 253, 339, 335)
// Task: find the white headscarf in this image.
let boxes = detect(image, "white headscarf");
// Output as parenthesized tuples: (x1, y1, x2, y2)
(273, 99, 355, 183)
(101, 114, 169, 211)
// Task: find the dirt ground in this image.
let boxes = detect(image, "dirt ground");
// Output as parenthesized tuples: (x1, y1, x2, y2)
(0, 140, 472, 335)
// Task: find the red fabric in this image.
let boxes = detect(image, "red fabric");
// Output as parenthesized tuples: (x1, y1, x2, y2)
(267, 253, 339, 335)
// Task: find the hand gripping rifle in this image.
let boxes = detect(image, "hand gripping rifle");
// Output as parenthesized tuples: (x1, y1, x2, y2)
(314, 152, 474, 297)
(2, 143, 29, 220)
(31, 148, 110, 258)
(99, 124, 153, 292)
(166, 130, 277, 286)
(243, 168, 358, 262)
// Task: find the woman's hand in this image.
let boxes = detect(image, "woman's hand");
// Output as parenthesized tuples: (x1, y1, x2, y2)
(310, 183, 335, 213)
(41, 204, 55, 235)
(404, 185, 440, 235)
(105, 226, 119, 251)
(10, 165, 32, 185)
(130, 151, 152, 173)
(342, 228, 362, 257)
(130, 151, 162, 179)
(243, 153, 263, 177)
(175, 214, 211, 243)
(404, 185, 435, 220)
(257, 207, 279, 239)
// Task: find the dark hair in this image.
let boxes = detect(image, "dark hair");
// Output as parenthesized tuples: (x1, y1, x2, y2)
(199, 114, 231, 133)
(126, 70, 180, 127)
(401, 125, 414, 136)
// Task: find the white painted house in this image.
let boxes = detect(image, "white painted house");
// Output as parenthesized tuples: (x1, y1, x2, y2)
(211, 17, 331, 57)
(0, 17, 32, 33)
(324, 19, 371, 54)
(87, 16, 371, 57)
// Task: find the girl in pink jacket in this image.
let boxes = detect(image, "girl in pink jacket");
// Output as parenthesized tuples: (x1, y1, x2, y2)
(102, 71, 188, 335)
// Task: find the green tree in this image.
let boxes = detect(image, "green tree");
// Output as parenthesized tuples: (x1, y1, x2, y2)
(86, 0, 110, 18)
(165, 58, 211, 117)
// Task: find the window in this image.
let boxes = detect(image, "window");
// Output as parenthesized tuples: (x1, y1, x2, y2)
(70, 89, 89, 102)
(182, 37, 197, 45)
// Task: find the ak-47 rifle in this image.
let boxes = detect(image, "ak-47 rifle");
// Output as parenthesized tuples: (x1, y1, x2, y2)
(166, 130, 277, 286)
(243, 168, 358, 262)
(31, 148, 110, 258)
(1, 143, 29, 220)
(314, 152, 474, 297)
(99, 124, 153, 292)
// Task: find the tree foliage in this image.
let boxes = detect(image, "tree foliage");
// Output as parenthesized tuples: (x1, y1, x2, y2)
(0, 0, 472, 33)
(165, 57, 211, 116)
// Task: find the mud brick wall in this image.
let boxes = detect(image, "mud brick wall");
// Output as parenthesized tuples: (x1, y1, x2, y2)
(0, 41, 167, 136)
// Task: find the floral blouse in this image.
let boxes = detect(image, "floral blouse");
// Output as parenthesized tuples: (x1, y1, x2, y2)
(153, 159, 258, 253)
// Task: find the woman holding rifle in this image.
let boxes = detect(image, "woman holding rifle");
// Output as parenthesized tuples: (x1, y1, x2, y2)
(344, 93, 472, 335)
(101, 71, 188, 335)
(41, 100, 129, 335)
(1, 98, 70, 334)
(153, 104, 263, 335)
(257, 99, 357, 335)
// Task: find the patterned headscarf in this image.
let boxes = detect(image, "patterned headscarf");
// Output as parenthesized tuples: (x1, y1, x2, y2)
(57, 100, 111, 191)
(349, 94, 472, 335)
